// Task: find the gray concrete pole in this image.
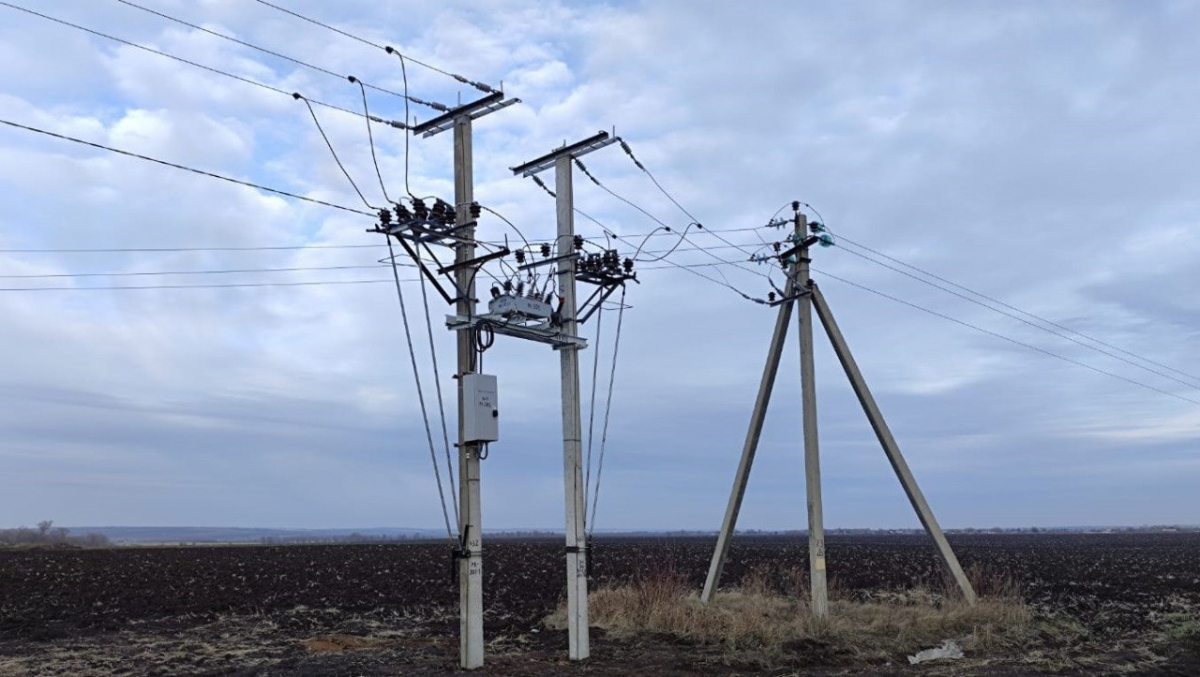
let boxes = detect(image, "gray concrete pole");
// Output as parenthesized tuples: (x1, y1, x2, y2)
(701, 268, 800, 603)
(795, 215, 828, 618)
(453, 115, 486, 668)
(810, 285, 977, 605)
(556, 154, 590, 659)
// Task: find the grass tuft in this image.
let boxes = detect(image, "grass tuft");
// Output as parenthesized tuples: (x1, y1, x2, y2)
(547, 564, 1035, 666)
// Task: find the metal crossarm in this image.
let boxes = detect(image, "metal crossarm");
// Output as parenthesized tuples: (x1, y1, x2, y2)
(510, 131, 617, 177)
(411, 92, 519, 138)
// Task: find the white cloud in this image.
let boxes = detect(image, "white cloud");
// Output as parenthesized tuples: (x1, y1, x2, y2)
(0, 0, 1198, 530)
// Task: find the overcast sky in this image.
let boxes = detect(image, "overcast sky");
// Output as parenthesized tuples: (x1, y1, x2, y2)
(1, 0, 1197, 532)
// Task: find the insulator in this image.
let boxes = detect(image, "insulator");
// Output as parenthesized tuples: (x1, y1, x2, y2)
(514, 249, 526, 264)
(469, 201, 482, 219)
(544, 292, 553, 304)
(573, 235, 584, 250)
(503, 279, 513, 292)
(378, 208, 392, 225)
(411, 198, 428, 218)
(516, 281, 525, 295)
(769, 291, 777, 303)
(792, 200, 800, 212)
(772, 242, 781, 253)
(818, 234, 835, 248)
(490, 285, 501, 299)
(623, 258, 634, 273)
(394, 203, 412, 221)
(809, 220, 824, 233)
(540, 243, 551, 258)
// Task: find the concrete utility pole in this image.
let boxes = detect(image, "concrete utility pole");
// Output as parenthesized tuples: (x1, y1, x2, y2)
(796, 215, 828, 618)
(810, 286, 977, 605)
(703, 206, 976, 609)
(510, 131, 620, 661)
(409, 91, 519, 670)
(452, 114, 485, 670)
(702, 216, 806, 604)
(556, 153, 590, 661)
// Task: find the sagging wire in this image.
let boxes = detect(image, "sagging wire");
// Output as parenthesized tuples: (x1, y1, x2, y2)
(571, 157, 763, 290)
(294, 93, 375, 210)
(384, 48, 417, 199)
(384, 236, 456, 544)
(526, 175, 769, 305)
(349, 76, 390, 204)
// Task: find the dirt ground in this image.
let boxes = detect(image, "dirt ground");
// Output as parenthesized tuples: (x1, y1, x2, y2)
(1, 534, 1198, 675)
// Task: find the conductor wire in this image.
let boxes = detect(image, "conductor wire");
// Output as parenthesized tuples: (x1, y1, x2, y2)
(385, 236, 457, 542)
(295, 94, 375, 210)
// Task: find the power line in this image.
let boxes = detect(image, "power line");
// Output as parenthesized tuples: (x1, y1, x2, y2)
(0, 118, 373, 216)
(112, 0, 446, 112)
(295, 94, 376, 210)
(0, 279, 404, 292)
(834, 235, 1200, 388)
(384, 236, 457, 543)
(569, 159, 769, 289)
(253, 0, 498, 94)
(814, 269, 1200, 407)
(834, 244, 1200, 391)
(0, 1, 376, 123)
(0, 244, 385, 254)
(616, 138, 702, 225)
(0, 263, 404, 279)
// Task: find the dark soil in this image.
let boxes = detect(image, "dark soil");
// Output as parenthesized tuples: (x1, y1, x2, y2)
(1, 533, 1198, 675)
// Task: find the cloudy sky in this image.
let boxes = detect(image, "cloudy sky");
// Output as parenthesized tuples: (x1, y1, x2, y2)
(1, 0, 1197, 532)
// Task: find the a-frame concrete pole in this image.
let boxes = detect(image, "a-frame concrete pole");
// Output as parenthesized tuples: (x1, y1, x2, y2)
(701, 261, 801, 603)
(556, 154, 590, 659)
(795, 215, 828, 618)
(453, 115, 485, 669)
(810, 285, 977, 605)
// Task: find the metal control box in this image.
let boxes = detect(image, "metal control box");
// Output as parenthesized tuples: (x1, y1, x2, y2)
(461, 373, 499, 443)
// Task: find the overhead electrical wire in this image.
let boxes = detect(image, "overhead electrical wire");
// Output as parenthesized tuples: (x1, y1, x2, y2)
(0, 244, 385, 253)
(583, 303, 605, 517)
(414, 253, 459, 527)
(0, 278, 403, 292)
(253, 0, 499, 94)
(0, 263, 402, 279)
(390, 50, 416, 198)
(112, 0, 447, 111)
(384, 237, 457, 543)
(814, 269, 1200, 407)
(0, 1, 375, 122)
(833, 244, 1200, 391)
(832, 235, 1200, 388)
(295, 94, 376, 210)
(587, 285, 627, 537)
(351, 77, 391, 204)
(570, 161, 776, 294)
(0, 118, 374, 216)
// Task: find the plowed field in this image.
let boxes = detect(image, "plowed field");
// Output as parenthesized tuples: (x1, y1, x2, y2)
(1, 533, 1198, 675)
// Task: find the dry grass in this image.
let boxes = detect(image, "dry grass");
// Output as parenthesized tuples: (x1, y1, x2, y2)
(547, 564, 1035, 666)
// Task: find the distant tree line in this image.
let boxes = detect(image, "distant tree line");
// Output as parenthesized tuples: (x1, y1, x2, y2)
(0, 520, 110, 547)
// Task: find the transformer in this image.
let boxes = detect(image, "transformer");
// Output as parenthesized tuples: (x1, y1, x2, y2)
(487, 293, 553, 320)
